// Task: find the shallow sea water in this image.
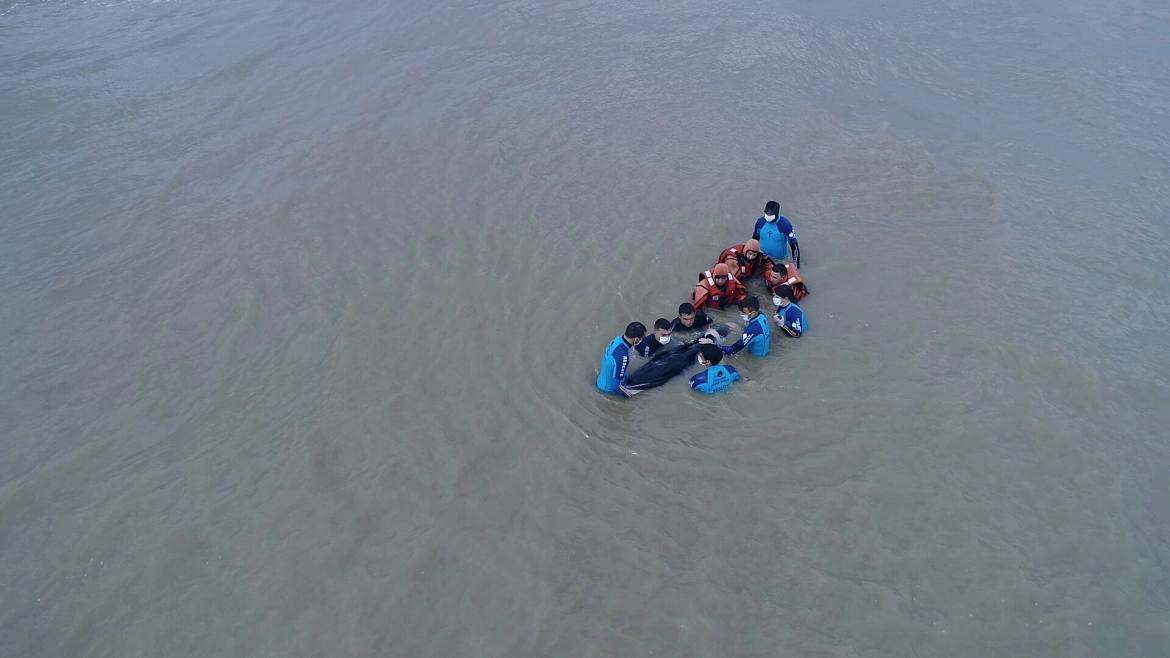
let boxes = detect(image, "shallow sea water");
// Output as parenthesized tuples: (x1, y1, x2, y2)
(2, 0, 1169, 656)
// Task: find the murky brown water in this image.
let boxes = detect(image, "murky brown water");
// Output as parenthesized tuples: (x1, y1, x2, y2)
(2, 0, 1169, 656)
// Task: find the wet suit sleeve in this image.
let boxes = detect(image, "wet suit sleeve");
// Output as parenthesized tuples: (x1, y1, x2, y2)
(721, 321, 762, 354)
(782, 217, 799, 251)
(615, 348, 630, 383)
(751, 216, 765, 240)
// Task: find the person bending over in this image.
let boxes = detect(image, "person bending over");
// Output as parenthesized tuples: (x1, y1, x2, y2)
(721, 295, 772, 357)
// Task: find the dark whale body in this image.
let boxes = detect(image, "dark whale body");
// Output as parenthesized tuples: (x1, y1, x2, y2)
(622, 341, 703, 394)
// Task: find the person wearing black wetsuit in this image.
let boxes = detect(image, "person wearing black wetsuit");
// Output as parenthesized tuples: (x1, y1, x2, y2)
(670, 302, 712, 333)
(634, 318, 674, 358)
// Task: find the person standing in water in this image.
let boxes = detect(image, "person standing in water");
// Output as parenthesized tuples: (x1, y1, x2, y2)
(720, 295, 772, 357)
(596, 322, 646, 395)
(752, 200, 799, 263)
(773, 284, 806, 337)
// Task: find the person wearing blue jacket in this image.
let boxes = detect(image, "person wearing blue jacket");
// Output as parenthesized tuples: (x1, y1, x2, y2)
(596, 322, 646, 395)
(689, 343, 740, 394)
(751, 200, 799, 262)
(773, 284, 806, 337)
(721, 295, 772, 357)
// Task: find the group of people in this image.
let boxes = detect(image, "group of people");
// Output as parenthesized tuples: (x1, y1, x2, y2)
(596, 200, 810, 397)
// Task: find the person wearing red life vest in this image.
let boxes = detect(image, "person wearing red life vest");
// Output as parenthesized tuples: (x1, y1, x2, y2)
(716, 238, 776, 283)
(766, 260, 809, 302)
(692, 262, 746, 311)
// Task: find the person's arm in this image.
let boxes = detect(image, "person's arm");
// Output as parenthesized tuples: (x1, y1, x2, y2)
(751, 217, 764, 240)
(784, 218, 799, 250)
(721, 324, 760, 354)
(692, 286, 710, 311)
(721, 337, 746, 354)
(731, 279, 747, 303)
(616, 349, 631, 384)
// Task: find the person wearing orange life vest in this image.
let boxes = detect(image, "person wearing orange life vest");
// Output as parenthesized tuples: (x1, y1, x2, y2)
(766, 260, 810, 302)
(716, 238, 776, 283)
(692, 262, 746, 311)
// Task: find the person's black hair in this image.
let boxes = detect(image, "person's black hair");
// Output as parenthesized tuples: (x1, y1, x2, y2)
(678, 302, 696, 315)
(624, 322, 647, 340)
(654, 318, 672, 331)
(775, 284, 793, 301)
(738, 295, 760, 312)
(699, 343, 724, 365)
(764, 200, 780, 215)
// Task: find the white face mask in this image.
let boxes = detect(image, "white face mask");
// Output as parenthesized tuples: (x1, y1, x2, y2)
(772, 295, 783, 307)
(656, 334, 671, 345)
(697, 356, 706, 367)
(740, 313, 750, 322)
(764, 213, 777, 222)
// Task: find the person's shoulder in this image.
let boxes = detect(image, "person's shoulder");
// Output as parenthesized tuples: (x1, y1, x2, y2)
(724, 364, 740, 376)
(689, 370, 706, 388)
